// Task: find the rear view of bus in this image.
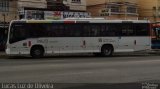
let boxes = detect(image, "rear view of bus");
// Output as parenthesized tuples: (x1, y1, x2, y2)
(152, 22, 160, 49)
(5, 19, 151, 58)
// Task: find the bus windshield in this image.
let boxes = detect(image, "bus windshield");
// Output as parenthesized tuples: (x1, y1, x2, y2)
(9, 23, 47, 43)
(10, 23, 28, 43)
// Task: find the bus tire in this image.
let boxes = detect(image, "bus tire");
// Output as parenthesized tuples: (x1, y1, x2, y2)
(101, 45, 113, 57)
(30, 46, 44, 58)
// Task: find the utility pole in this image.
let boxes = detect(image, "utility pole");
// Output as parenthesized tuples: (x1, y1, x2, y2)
(2, 12, 8, 37)
(105, 0, 108, 8)
(2, 13, 6, 31)
(2, 13, 6, 35)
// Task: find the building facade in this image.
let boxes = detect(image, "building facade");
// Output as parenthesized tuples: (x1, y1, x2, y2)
(0, 0, 47, 21)
(0, 0, 19, 50)
(86, 0, 105, 17)
(0, 0, 18, 24)
(0, 0, 47, 50)
(18, 0, 47, 19)
(0, 0, 87, 23)
(63, 0, 86, 11)
(0, 0, 89, 50)
(46, 0, 69, 10)
(138, 0, 160, 22)
(87, 0, 138, 20)
(18, 0, 47, 9)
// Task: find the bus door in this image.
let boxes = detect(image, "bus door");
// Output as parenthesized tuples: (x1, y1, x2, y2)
(46, 24, 74, 54)
(82, 37, 100, 53)
(133, 23, 151, 51)
(52, 37, 73, 54)
(80, 24, 102, 53)
(71, 24, 86, 53)
(117, 23, 134, 52)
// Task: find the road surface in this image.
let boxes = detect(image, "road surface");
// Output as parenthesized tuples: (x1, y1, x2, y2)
(0, 54, 160, 84)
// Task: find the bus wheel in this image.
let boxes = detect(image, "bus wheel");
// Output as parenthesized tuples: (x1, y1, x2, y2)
(101, 45, 113, 57)
(31, 46, 44, 58)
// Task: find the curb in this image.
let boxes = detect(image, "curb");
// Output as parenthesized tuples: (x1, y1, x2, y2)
(0, 52, 7, 58)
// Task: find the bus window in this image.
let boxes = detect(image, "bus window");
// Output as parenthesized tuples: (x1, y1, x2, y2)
(121, 23, 134, 36)
(106, 23, 120, 36)
(28, 23, 48, 38)
(90, 24, 101, 37)
(65, 24, 82, 37)
(134, 23, 149, 36)
(82, 24, 91, 37)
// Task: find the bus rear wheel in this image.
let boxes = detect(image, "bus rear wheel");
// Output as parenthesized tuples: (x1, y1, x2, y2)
(101, 45, 113, 57)
(30, 46, 44, 58)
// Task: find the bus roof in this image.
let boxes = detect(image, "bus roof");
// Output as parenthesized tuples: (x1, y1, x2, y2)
(11, 19, 150, 24)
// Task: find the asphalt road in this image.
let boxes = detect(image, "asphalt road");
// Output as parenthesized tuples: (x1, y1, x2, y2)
(0, 54, 160, 84)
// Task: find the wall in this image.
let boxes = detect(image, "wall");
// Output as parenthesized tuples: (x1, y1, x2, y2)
(64, 0, 86, 11)
(86, 0, 105, 6)
(18, 0, 47, 8)
(87, 0, 138, 20)
(138, 0, 159, 22)
(0, 0, 18, 23)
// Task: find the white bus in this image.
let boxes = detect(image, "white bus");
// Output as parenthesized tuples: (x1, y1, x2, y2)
(5, 19, 151, 58)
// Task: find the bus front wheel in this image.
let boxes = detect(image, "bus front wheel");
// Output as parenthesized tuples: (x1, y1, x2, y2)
(30, 46, 44, 58)
(101, 45, 113, 57)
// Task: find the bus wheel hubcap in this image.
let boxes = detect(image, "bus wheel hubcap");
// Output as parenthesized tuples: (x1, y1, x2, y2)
(34, 50, 41, 55)
(105, 49, 110, 55)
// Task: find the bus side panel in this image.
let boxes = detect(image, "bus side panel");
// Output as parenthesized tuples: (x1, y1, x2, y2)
(45, 37, 74, 54)
(134, 37, 151, 51)
(115, 37, 151, 52)
(116, 37, 135, 52)
(71, 37, 85, 53)
(6, 40, 31, 55)
(83, 37, 119, 53)
(82, 37, 100, 53)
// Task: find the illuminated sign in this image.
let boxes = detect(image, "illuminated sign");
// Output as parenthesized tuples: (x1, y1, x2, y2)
(44, 11, 91, 20)
(20, 10, 91, 20)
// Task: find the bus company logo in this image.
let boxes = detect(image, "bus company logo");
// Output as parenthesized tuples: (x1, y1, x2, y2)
(37, 39, 49, 43)
(142, 83, 159, 89)
(103, 39, 115, 43)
